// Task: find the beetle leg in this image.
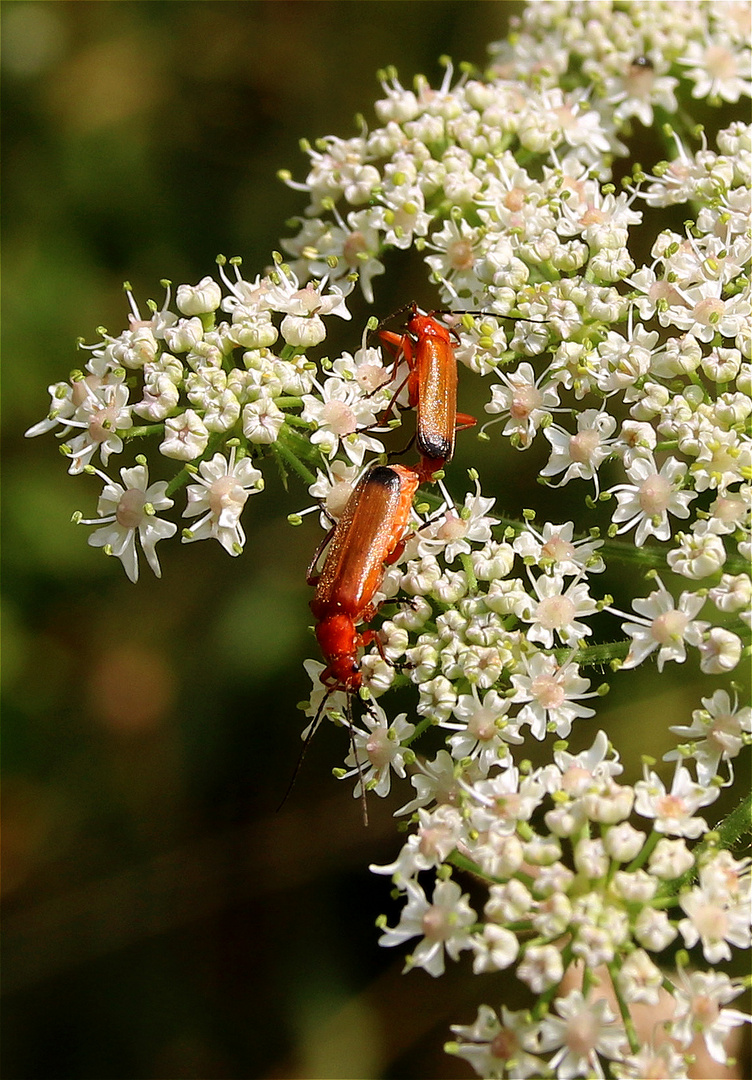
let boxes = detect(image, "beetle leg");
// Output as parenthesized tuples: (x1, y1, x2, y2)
(455, 411, 477, 432)
(306, 519, 338, 585)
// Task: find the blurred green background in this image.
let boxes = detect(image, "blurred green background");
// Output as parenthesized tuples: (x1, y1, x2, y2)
(2, 3, 748, 1079)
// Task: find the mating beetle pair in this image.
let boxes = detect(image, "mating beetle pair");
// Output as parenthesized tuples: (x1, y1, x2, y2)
(308, 303, 474, 697)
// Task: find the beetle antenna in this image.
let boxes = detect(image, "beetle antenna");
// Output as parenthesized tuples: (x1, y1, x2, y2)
(277, 686, 334, 812)
(371, 301, 417, 336)
(433, 307, 549, 324)
(346, 694, 369, 827)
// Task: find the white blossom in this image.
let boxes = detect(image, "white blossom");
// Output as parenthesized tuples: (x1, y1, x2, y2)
(80, 463, 176, 582)
(609, 454, 697, 545)
(182, 450, 263, 554)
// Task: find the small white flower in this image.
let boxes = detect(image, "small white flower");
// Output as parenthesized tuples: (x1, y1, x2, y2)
(541, 409, 617, 495)
(176, 276, 222, 316)
(678, 879, 751, 963)
(416, 675, 457, 723)
(581, 778, 635, 826)
(595, 325, 657, 393)
(611, 1040, 688, 1080)
(602, 822, 645, 863)
(417, 481, 497, 563)
(607, 54, 679, 128)
(483, 362, 561, 448)
(516, 943, 564, 994)
(470, 924, 519, 974)
(667, 530, 727, 579)
(609, 454, 697, 545)
(634, 763, 719, 837)
(699, 487, 751, 535)
(134, 367, 181, 421)
(471, 539, 516, 581)
(618, 579, 709, 672)
(510, 653, 596, 740)
(301, 376, 384, 465)
(394, 748, 465, 816)
(449, 1005, 545, 1080)
(341, 706, 415, 799)
(689, 424, 749, 494)
(81, 463, 176, 582)
(633, 906, 678, 953)
(228, 309, 279, 350)
(698, 848, 752, 905)
(615, 949, 664, 1006)
(678, 35, 752, 103)
(182, 449, 263, 555)
(444, 688, 520, 768)
(280, 311, 327, 348)
(160, 409, 210, 460)
(377, 877, 476, 977)
(485, 879, 534, 925)
(520, 573, 597, 648)
(611, 869, 657, 904)
(531, 892, 572, 939)
(573, 836, 609, 879)
(670, 970, 751, 1065)
(26, 378, 88, 439)
(664, 279, 751, 343)
(369, 805, 462, 882)
(647, 837, 695, 881)
(424, 217, 485, 295)
(709, 572, 751, 615)
(305, 460, 361, 525)
(468, 767, 546, 836)
(374, 181, 432, 249)
(241, 397, 286, 444)
(667, 689, 752, 784)
(163, 316, 205, 354)
(331, 344, 393, 406)
(513, 520, 605, 576)
(548, 730, 624, 793)
(61, 382, 133, 474)
(697, 626, 743, 674)
(265, 265, 354, 322)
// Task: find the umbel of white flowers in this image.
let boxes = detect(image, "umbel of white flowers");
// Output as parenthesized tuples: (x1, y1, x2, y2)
(26, 2, 751, 1077)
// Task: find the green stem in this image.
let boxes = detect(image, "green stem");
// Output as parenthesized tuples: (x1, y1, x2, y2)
(283, 413, 315, 429)
(447, 849, 535, 889)
(165, 467, 193, 498)
(460, 551, 478, 594)
(606, 961, 641, 1055)
(594, 537, 671, 569)
(716, 791, 752, 850)
(272, 440, 317, 486)
(402, 716, 434, 746)
(553, 639, 630, 666)
(625, 828, 660, 873)
(123, 424, 164, 440)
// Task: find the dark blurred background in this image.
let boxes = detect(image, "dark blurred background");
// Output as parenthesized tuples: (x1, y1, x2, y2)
(2, 3, 748, 1078)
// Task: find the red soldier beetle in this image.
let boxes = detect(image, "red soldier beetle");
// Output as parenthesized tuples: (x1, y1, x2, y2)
(377, 303, 477, 483)
(308, 461, 420, 691)
(291, 462, 420, 821)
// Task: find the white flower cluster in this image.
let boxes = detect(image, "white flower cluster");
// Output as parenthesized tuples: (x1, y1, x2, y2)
(489, 0, 751, 116)
(302, 468, 750, 1074)
(386, 741, 751, 1077)
(26, 264, 360, 579)
(26, 1, 751, 1075)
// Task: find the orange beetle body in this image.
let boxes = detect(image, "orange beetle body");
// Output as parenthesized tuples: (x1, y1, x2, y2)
(379, 304, 476, 482)
(309, 463, 420, 691)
